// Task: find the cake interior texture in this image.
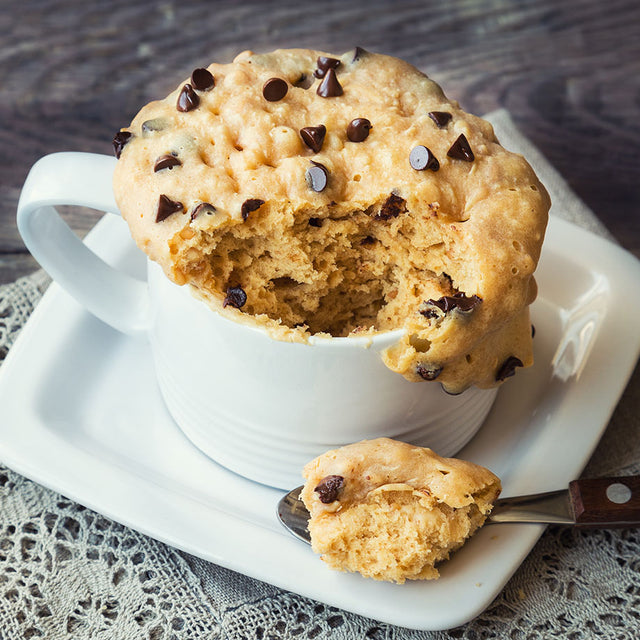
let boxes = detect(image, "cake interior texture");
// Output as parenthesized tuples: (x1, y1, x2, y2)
(309, 482, 495, 582)
(196, 197, 460, 337)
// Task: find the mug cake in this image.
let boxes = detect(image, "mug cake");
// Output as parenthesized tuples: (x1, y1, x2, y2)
(112, 48, 550, 394)
(301, 438, 502, 582)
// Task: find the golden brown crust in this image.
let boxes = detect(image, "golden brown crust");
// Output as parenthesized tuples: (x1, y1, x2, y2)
(113, 48, 550, 392)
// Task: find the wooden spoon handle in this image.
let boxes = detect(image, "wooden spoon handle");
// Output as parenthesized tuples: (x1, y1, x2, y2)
(570, 476, 640, 527)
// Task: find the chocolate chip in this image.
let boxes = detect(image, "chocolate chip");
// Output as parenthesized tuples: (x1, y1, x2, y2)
(428, 111, 452, 128)
(223, 286, 247, 309)
(421, 292, 482, 317)
(409, 145, 440, 171)
(317, 68, 343, 98)
(153, 154, 182, 172)
(351, 46, 367, 62)
(314, 475, 344, 503)
(347, 118, 372, 142)
(262, 77, 288, 102)
(360, 235, 376, 245)
(417, 365, 442, 381)
(113, 131, 132, 159)
(447, 134, 475, 162)
(314, 56, 341, 78)
(305, 161, 329, 192)
(177, 84, 199, 112)
(496, 356, 523, 382)
(241, 198, 265, 221)
(376, 193, 406, 220)
(191, 67, 215, 91)
(300, 125, 326, 153)
(190, 202, 216, 221)
(449, 293, 482, 312)
(155, 195, 184, 222)
(308, 217, 323, 227)
(141, 119, 166, 135)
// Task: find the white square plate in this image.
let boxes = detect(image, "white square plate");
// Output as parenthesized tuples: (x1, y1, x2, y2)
(1, 214, 639, 630)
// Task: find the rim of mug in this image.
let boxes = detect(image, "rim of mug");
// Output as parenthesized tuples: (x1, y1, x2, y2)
(151, 262, 408, 350)
(190, 291, 407, 349)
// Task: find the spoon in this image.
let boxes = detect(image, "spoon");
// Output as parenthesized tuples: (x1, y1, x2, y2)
(277, 476, 640, 544)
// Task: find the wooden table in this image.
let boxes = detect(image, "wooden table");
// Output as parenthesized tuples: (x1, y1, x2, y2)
(1, 0, 639, 283)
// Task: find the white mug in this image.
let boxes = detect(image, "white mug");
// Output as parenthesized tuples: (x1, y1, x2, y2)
(17, 152, 498, 489)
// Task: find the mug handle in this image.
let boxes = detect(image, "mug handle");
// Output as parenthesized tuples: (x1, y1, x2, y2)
(16, 152, 149, 335)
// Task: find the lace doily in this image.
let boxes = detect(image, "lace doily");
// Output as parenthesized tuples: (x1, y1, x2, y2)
(1, 270, 639, 639)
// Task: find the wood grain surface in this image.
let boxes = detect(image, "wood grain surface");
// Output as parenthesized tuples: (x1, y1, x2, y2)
(1, 0, 639, 283)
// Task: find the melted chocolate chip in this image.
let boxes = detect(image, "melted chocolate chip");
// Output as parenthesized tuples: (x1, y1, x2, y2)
(241, 198, 265, 221)
(360, 235, 376, 245)
(447, 134, 475, 162)
(113, 131, 132, 159)
(496, 356, 523, 382)
(409, 145, 440, 171)
(314, 56, 341, 78)
(305, 161, 329, 192)
(223, 286, 247, 309)
(153, 154, 182, 172)
(191, 67, 215, 91)
(351, 46, 367, 62)
(417, 365, 442, 381)
(155, 195, 184, 222)
(177, 84, 199, 112)
(308, 217, 323, 227)
(419, 308, 438, 320)
(314, 475, 344, 503)
(317, 68, 343, 98)
(190, 203, 216, 221)
(347, 118, 372, 142)
(300, 125, 326, 153)
(262, 77, 288, 102)
(428, 111, 452, 128)
(376, 193, 406, 220)
(419, 308, 439, 320)
(421, 292, 482, 317)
